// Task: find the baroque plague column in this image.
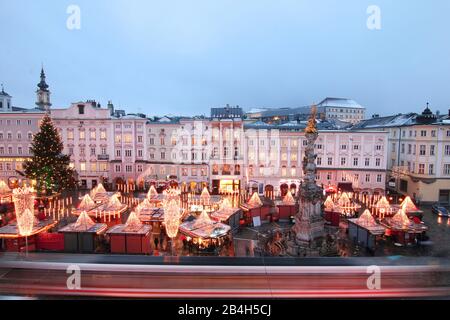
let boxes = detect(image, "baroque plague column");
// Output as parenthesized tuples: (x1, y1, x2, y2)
(292, 106, 325, 246)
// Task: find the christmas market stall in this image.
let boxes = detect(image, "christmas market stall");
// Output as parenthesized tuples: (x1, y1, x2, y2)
(323, 192, 361, 226)
(0, 181, 13, 226)
(0, 218, 56, 252)
(95, 194, 128, 222)
(372, 196, 395, 219)
(392, 196, 423, 219)
(348, 209, 386, 251)
(146, 185, 164, 205)
(323, 195, 340, 227)
(184, 187, 222, 213)
(179, 210, 231, 254)
(58, 211, 107, 253)
(240, 192, 271, 225)
(0, 186, 56, 252)
(276, 191, 298, 221)
(0, 180, 12, 204)
(210, 198, 242, 232)
(90, 183, 110, 203)
(72, 194, 100, 216)
(382, 209, 428, 245)
(135, 198, 157, 217)
(135, 198, 165, 233)
(106, 211, 152, 254)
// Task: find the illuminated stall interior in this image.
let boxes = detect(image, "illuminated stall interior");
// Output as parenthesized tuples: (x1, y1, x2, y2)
(179, 210, 231, 252)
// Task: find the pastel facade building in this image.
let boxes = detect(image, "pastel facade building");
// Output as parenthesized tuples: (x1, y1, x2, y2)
(243, 121, 388, 197)
(52, 101, 113, 189)
(209, 106, 244, 194)
(352, 106, 450, 204)
(138, 117, 209, 192)
(0, 85, 44, 187)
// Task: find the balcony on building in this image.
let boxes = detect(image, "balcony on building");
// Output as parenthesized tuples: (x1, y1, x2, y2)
(97, 154, 109, 161)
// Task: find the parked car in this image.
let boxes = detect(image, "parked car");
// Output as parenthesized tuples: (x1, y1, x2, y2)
(431, 205, 449, 217)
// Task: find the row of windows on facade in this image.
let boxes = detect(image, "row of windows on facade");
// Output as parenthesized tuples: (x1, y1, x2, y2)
(326, 108, 364, 114)
(0, 132, 33, 141)
(147, 135, 240, 146)
(0, 146, 32, 155)
(0, 162, 23, 172)
(115, 123, 144, 130)
(0, 101, 12, 109)
(393, 160, 450, 176)
(112, 164, 207, 177)
(248, 140, 383, 151)
(394, 143, 450, 156)
(67, 147, 109, 157)
(247, 154, 383, 167)
(246, 165, 383, 183)
(327, 114, 364, 120)
(2, 161, 450, 177)
(68, 148, 180, 160)
(146, 148, 239, 161)
(0, 119, 33, 126)
(66, 129, 108, 140)
(392, 129, 450, 138)
(148, 137, 209, 146)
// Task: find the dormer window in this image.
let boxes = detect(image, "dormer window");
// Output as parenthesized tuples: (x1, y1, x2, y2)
(78, 104, 85, 115)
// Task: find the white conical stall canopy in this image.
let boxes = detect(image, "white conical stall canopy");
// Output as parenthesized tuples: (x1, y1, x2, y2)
(374, 196, 390, 209)
(78, 194, 96, 211)
(137, 198, 153, 212)
(282, 191, 296, 205)
(219, 198, 233, 210)
(147, 185, 158, 200)
(0, 180, 11, 194)
(400, 196, 418, 212)
(357, 209, 377, 227)
(74, 211, 95, 231)
(391, 209, 411, 228)
(324, 195, 335, 211)
(200, 187, 211, 204)
(248, 192, 263, 207)
(105, 194, 122, 210)
(124, 211, 143, 232)
(91, 183, 106, 197)
(338, 192, 351, 207)
(194, 209, 212, 228)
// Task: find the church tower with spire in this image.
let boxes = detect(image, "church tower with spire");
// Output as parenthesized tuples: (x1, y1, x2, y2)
(36, 67, 52, 111)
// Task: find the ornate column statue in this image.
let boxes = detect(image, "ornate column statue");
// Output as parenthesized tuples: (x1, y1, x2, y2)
(292, 106, 325, 245)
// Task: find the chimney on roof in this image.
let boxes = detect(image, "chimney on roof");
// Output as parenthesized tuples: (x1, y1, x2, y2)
(448, 108, 450, 117)
(107, 100, 114, 116)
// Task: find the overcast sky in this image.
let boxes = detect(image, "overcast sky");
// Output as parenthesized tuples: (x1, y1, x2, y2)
(1, 0, 450, 117)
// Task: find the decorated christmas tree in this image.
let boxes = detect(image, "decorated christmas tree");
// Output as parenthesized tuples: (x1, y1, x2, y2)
(22, 113, 75, 195)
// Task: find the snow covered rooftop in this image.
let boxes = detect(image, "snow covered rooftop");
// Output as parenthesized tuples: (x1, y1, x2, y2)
(318, 97, 364, 109)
